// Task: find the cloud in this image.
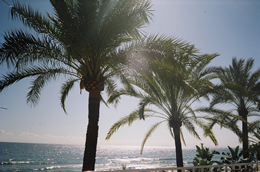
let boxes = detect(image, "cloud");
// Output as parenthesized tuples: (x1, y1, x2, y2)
(0, 129, 13, 136)
(20, 132, 39, 137)
(0, 129, 6, 133)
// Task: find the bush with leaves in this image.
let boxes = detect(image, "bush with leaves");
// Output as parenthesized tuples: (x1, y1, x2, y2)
(220, 146, 255, 172)
(220, 145, 256, 163)
(191, 144, 259, 172)
(191, 144, 220, 172)
(220, 146, 243, 164)
(248, 143, 260, 162)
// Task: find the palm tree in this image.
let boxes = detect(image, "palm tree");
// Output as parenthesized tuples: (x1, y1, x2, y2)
(0, 0, 152, 170)
(106, 35, 219, 168)
(207, 58, 260, 159)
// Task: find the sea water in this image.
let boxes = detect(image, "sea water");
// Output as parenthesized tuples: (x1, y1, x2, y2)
(0, 142, 227, 171)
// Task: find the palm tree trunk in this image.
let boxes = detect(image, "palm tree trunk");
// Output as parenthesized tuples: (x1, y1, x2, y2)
(82, 90, 101, 171)
(239, 99, 249, 160)
(172, 127, 183, 171)
(241, 113, 249, 159)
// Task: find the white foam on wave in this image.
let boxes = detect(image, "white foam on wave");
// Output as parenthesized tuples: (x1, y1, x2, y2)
(1, 160, 34, 165)
(1, 159, 58, 165)
(32, 164, 82, 171)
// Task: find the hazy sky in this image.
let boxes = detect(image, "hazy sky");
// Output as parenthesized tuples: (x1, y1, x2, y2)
(0, 0, 259, 149)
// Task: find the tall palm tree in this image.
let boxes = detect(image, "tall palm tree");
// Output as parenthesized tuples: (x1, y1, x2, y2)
(207, 58, 260, 159)
(0, 0, 152, 170)
(106, 35, 219, 168)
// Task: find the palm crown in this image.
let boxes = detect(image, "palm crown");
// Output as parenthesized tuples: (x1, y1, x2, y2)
(0, 0, 152, 108)
(210, 58, 260, 110)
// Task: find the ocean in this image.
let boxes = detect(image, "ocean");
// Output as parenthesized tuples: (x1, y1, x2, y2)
(0, 142, 228, 172)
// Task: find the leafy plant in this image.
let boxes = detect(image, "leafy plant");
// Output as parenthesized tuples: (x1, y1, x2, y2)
(248, 143, 260, 162)
(193, 143, 220, 166)
(191, 144, 220, 172)
(221, 146, 243, 164)
(190, 144, 260, 172)
(220, 146, 251, 172)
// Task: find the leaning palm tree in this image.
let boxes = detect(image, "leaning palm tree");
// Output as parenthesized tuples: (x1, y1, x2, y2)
(106, 35, 219, 168)
(0, 0, 152, 170)
(207, 58, 260, 159)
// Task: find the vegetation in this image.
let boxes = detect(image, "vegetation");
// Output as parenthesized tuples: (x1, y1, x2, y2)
(220, 146, 244, 164)
(0, 0, 152, 170)
(191, 144, 220, 172)
(193, 143, 220, 166)
(192, 144, 260, 172)
(106, 35, 219, 168)
(248, 143, 260, 162)
(0, 0, 259, 170)
(204, 58, 260, 159)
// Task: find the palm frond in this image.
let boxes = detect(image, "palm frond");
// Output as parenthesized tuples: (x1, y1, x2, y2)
(198, 120, 218, 146)
(180, 128, 186, 146)
(104, 78, 119, 105)
(11, 1, 58, 36)
(0, 30, 65, 69)
(60, 78, 79, 113)
(140, 121, 164, 154)
(167, 123, 174, 139)
(100, 94, 109, 108)
(138, 96, 153, 119)
(199, 107, 240, 121)
(105, 109, 154, 140)
(203, 114, 243, 142)
(27, 67, 72, 106)
(182, 116, 201, 140)
(0, 66, 69, 92)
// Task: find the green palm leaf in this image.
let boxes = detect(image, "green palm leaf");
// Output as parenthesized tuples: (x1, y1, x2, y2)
(105, 109, 155, 140)
(141, 121, 165, 154)
(0, 66, 69, 91)
(11, 1, 57, 36)
(60, 78, 79, 113)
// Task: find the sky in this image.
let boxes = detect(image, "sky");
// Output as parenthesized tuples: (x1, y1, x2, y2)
(0, 0, 260, 150)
